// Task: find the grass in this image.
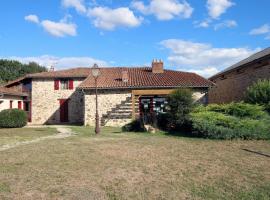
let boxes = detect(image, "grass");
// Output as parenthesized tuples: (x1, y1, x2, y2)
(0, 127, 57, 146)
(0, 126, 270, 199)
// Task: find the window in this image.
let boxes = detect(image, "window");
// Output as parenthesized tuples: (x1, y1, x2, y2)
(153, 98, 168, 114)
(236, 69, 244, 74)
(9, 100, 13, 109)
(60, 79, 69, 90)
(220, 75, 227, 80)
(23, 102, 30, 112)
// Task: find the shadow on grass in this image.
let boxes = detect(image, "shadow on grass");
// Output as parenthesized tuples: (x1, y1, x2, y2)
(242, 148, 270, 158)
(163, 129, 200, 138)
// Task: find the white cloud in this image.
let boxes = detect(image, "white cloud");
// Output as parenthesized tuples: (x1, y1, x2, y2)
(88, 7, 142, 30)
(180, 67, 219, 77)
(41, 20, 77, 37)
(194, 18, 212, 28)
(62, 0, 87, 14)
(250, 24, 270, 35)
(131, 0, 193, 20)
(25, 14, 77, 37)
(207, 0, 235, 19)
(160, 39, 258, 77)
(250, 24, 270, 40)
(24, 14, 39, 24)
(214, 20, 237, 30)
(2, 55, 108, 70)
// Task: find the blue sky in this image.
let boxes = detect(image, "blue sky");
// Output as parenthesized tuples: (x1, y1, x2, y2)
(0, 0, 269, 77)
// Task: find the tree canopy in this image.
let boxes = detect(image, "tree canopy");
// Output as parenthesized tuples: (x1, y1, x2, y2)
(0, 59, 47, 84)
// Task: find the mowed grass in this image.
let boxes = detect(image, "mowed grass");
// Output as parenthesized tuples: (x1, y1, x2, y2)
(0, 126, 270, 200)
(0, 127, 57, 146)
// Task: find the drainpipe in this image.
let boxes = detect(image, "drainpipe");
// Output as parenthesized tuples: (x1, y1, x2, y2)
(81, 89, 86, 126)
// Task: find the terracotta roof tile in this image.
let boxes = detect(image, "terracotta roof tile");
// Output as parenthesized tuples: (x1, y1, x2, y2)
(78, 67, 213, 89)
(0, 87, 28, 97)
(27, 67, 91, 78)
(4, 67, 213, 90)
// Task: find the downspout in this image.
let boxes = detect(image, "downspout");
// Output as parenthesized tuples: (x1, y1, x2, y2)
(81, 89, 86, 126)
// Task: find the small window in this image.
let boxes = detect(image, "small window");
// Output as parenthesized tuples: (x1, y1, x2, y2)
(220, 75, 227, 80)
(60, 79, 69, 90)
(236, 68, 244, 74)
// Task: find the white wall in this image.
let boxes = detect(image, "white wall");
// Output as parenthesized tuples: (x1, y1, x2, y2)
(0, 95, 24, 111)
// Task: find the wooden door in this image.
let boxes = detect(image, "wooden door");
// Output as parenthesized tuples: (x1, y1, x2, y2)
(59, 99, 69, 123)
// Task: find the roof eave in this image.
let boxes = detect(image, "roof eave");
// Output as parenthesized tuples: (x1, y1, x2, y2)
(78, 85, 212, 90)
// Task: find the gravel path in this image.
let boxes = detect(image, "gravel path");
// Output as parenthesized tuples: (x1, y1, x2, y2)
(0, 127, 74, 152)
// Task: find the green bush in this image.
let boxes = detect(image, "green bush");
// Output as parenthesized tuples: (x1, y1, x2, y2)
(194, 103, 267, 119)
(245, 79, 270, 113)
(165, 88, 194, 130)
(191, 103, 270, 140)
(156, 113, 170, 130)
(0, 109, 28, 128)
(122, 119, 146, 132)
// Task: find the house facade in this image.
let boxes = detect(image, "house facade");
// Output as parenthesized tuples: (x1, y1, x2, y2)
(4, 60, 213, 126)
(0, 87, 28, 112)
(208, 48, 270, 104)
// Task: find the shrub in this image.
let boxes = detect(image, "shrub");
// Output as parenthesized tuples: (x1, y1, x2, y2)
(194, 103, 267, 119)
(0, 109, 28, 128)
(245, 79, 270, 112)
(156, 113, 169, 130)
(165, 88, 194, 130)
(122, 119, 146, 132)
(191, 103, 270, 140)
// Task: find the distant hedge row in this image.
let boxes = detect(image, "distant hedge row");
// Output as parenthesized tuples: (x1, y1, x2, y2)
(0, 109, 27, 128)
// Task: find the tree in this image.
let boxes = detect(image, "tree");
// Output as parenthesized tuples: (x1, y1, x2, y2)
(245, 79, 270, 113)
(166, 88, 194, 130)
(0, 59, 47, 83)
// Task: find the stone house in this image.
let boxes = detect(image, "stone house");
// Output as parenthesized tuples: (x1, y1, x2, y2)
(4, 60, 213, 126)
(0, 86, 28, 112)
(208, 47, 270, 104)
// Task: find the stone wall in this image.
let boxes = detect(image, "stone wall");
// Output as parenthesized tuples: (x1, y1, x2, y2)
(84, 88, 208, 127)
(84, 89, 132, 127)
(31, 78, 84, 124)
(208, 60, 270, 103)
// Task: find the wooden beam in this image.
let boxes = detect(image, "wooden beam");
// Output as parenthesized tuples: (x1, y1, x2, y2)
(132, 89, 174, 96)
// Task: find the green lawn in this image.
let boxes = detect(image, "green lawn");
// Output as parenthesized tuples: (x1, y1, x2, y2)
(0, 127, 57, 146)
(0, 126, 270, 200)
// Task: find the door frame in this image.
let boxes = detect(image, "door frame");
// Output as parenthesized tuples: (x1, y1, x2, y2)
(59, 99, 69, 123)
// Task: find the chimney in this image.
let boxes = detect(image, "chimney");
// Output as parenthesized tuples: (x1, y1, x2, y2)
(152, 59, 164, 73)
(122, 69, 129, 83)
(48, 65, 55, 72)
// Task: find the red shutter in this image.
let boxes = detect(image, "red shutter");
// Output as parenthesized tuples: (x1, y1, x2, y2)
(18, 101, 22, 110)
(69, 79, 74, 90)
(10, 101, 13, 109)
(54, 79, 59, 90)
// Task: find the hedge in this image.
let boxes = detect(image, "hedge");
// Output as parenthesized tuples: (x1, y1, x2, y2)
(191, 103, 270, 140)
(0, 109, 28, 128)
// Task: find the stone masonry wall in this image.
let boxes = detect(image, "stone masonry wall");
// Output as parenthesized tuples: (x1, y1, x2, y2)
(208, 61, 270, 104)
(84, 88, 208, 127)
(84, 89, 132, 127)
(31, 78, 84, 124)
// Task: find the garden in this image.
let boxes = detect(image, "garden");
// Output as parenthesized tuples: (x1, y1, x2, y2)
(124, 79, 270, 140)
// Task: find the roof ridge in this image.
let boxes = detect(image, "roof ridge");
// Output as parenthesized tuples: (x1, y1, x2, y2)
(210, 47, 270, 79)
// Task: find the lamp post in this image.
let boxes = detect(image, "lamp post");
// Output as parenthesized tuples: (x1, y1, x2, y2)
(91, 63, 101, 134)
